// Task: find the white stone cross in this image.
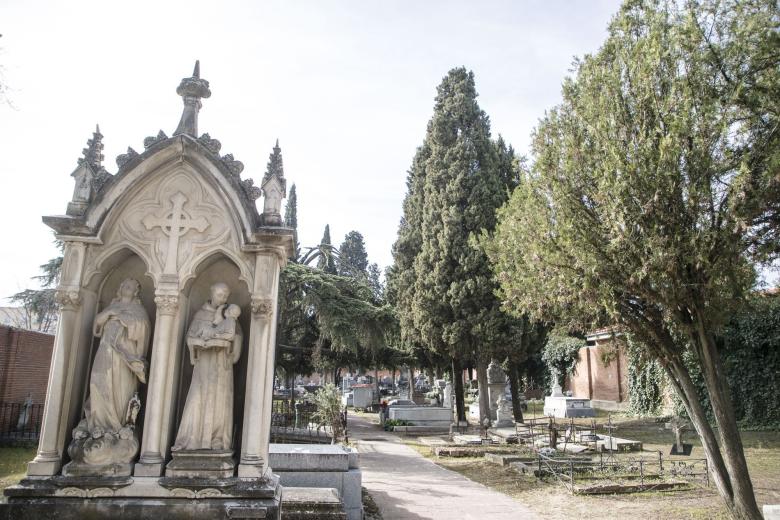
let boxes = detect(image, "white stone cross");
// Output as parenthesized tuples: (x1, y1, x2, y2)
(143, 192, 209, 274)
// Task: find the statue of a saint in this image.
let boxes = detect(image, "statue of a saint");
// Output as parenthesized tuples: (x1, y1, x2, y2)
(64, 278, 151, 475)
(172, 282, 242, 452)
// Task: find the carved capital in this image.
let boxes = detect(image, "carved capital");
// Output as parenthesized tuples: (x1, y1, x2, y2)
(55, 289, 81, 310)
(154, 295, 179, 315)
(250, 297, 274, 318)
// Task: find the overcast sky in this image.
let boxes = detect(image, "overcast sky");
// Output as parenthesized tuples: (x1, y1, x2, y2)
(0, 0, 626, 299)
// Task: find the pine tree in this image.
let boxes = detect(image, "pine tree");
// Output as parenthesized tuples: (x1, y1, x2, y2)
(337, 231, 369, 277)
(317, 224, 337, 274)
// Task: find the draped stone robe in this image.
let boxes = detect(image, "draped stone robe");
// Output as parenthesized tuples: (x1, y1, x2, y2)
(87, 300, 151, 435)
(173, 302, 242, 451)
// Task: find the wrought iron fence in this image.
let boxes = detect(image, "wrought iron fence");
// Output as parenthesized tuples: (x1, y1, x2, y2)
(535, 451, 709, 494)
(270, 398, 348, 444)
(0, 401, 43, 445)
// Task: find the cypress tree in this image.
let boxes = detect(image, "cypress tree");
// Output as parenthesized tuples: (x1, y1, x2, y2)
(337, 231, 369, 277)
(317, 224, 337, 274)
(284, 183, 299, 257)
(391, 68, 519, 422)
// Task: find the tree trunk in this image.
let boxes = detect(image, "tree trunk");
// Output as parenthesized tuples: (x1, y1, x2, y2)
(477, 358, 490, 425)
(691, 309, 762, 519)
(634, 314, 761, 520)
(452, 357, 466, 423)
(507, 360, 524, 423)
(408, 365, 415, 401)
(467, 364, 474, 383)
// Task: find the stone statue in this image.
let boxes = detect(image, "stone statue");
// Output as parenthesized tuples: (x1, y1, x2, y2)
(64, 278, 151, 476)
(550, 367, 564, 397)
(172, 282, 242, 452)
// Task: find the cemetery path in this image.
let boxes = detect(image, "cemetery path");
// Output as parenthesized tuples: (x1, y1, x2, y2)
(349, 415, 538, 520)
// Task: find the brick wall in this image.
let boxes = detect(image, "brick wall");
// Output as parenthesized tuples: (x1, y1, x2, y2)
(565, 341, 628, 404)
(0, 325, 54, 405)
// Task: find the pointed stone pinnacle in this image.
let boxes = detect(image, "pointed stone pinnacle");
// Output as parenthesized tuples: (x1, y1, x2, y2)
(193, 60, 200, 78)
(95, 124, 101, 135)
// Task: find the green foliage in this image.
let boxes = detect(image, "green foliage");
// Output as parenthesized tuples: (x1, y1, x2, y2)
(389, 68, 525, 364)
(310, 383, 346, 444)
(625, 337, 665, 416)
(483, 2, 778, 513)
(317, 225, 337, 274)
(719, 294, 780, 427)
(383, 418, 412, 431)
(541, 335, 584, 387)
(10, 239, 63, 333)
(337, 231, 369, 277)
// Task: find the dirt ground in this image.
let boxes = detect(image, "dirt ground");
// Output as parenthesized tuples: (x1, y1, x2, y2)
(400, 409, 780, 520)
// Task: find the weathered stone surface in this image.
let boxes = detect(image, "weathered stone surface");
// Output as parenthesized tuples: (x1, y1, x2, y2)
(270, 445, 361, 520)
(165, 450, 236, 479)
(483, 453, 535, 466)
(281, 487, 346, 519)
(543, 396, 595, 418)
(0, 497, 280, 519)
(269, 444, 350, 472)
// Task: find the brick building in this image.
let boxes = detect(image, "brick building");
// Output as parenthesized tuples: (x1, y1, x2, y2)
(0, 325, 54, 405)
(565, 329, 629, 410)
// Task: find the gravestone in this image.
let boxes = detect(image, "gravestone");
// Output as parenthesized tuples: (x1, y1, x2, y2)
(486, 359, 506, 421)
(1, 62, 294, 520)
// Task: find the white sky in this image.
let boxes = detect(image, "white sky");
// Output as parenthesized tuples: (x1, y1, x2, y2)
(0, 0, 623, 299)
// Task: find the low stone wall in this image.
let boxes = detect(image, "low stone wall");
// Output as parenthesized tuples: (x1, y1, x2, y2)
(270, 444, 362, 520)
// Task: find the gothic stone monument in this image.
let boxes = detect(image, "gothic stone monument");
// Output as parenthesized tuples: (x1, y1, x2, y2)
(1, 62, 294, 519)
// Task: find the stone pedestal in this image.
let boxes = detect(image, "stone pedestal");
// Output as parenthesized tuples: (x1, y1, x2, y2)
(0, 474, 282, 520)
(165, 450, 236, 479)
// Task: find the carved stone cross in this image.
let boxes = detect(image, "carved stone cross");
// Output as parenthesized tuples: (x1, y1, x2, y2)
(143, 192, 209, 273)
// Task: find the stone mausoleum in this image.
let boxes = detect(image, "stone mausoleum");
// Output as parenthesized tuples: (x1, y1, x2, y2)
(1, 62, 296, 519)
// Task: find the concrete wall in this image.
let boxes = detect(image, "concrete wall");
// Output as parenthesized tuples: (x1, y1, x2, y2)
(0, 326, 54, 405)
(565, 342, 628, 405)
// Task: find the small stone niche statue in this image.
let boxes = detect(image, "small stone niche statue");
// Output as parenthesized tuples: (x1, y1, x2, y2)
(172, 282, 242, 453)
(64, 278, 151, 476)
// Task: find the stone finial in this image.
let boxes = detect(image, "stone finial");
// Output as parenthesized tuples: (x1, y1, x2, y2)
(261, 139, 287, 226)
(68, 125, 111, 216)
(173, 60, 211, 137)
(80, 124, 104, 171)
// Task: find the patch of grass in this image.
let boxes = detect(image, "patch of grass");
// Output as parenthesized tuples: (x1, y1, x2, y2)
(0, 447, 34, 498)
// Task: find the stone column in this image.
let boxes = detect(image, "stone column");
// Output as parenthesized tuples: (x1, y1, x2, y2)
(238, 249, 284, 478)
(135, 290, 179, 476)
(28, 242, 87, 476)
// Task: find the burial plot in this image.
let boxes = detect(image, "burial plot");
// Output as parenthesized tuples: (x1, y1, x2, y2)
(1, 62, 295, 520)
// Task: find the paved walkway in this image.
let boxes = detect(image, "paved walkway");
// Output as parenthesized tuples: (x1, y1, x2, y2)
(350, 415, 538, 519)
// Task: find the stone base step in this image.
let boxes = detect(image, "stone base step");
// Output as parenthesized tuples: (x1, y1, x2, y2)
(282, 487, 347, 519)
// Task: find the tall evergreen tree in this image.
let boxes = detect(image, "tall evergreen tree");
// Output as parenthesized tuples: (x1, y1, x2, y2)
(284, 183, 299, 257)
(337, 231, 369, 277)
(284, 183, 298, 229)
(317, 224, 337, 274)
(391, 68, 520, 421)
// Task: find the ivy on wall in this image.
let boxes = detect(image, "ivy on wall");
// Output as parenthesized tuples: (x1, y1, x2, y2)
(624, 294, 780, 427)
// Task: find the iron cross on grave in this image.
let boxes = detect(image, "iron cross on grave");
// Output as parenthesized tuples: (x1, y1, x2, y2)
(143, 192, 209, 274)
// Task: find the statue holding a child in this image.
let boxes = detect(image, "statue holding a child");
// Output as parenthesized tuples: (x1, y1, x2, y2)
(172, 282, 242, 452)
